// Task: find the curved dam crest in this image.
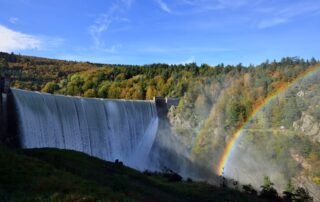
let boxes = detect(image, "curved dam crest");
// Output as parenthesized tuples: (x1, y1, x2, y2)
(11, 88, 159, 171)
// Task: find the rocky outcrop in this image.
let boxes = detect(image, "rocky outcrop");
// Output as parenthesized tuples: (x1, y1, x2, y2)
(291, 151, 312, 171)
(290, 151, 320, 201)
(168, 112, 193, 129)
(293, 112, 320, 143)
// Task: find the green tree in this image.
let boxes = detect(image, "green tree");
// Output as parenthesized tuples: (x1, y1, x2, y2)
(0, 58, 9, 70)
(146, 86, 157, 100)
(294, 187, 313, 202)
(260, 176, 280, 201)
(108, 84, 121, 99)
(84, 89, 96, 98)
(242, 184, 257, 196)
(283, 180, 295, 202)
(97, 81, 110, 98)
(42, 82, 59, 94)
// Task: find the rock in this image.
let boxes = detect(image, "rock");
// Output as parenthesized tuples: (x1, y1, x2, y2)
(290, 151, 312, 171)
(297, 90, 305, 97)
(293, 112, 320, 143)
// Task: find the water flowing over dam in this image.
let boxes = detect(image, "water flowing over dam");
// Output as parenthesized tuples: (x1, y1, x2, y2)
(11, 89, 159, 170)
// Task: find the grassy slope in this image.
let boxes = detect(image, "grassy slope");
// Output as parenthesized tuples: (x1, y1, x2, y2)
(0, 146, 264, 202)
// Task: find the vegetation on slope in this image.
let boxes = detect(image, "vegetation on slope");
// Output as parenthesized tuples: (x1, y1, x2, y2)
(1, 52, 319, 198)
(0, 146, 263, 202)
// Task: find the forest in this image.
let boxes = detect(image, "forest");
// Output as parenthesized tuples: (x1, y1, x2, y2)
(1, 52, 320, 199)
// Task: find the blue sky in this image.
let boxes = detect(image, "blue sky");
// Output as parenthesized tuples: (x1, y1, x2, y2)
(0, 0, 320, 65)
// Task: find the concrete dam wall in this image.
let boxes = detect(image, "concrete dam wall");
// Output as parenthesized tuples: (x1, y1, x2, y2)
(0, 87, 179, 171)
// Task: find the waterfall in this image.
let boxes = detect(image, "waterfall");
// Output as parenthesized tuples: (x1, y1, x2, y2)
(11, 88, 159, 170)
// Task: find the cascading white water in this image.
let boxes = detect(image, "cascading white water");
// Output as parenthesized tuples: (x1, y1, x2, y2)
(11, 88, 159, 170)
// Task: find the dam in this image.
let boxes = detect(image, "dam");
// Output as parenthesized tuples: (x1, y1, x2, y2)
(10, 89, 159, 170)
(0, 74, 179, 171)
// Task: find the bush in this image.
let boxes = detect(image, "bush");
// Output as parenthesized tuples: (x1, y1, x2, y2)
(161, 167, 182, 182)
(242, 184, 257, 196)
(259, 176, 281, 201)
(294, 187, 313, 202)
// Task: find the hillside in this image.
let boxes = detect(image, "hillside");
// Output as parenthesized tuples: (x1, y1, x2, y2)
(1, 52, 319, 200)
(0, 146, 263, 202)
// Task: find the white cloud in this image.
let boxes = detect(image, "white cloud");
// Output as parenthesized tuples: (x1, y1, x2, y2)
(155, 0, 172, 13)
(0, 24, 41, 52)
(9, 17, 19, 24)
(0, 25, 64, 53)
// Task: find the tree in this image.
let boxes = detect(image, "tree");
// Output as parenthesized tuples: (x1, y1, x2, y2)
(227, 101, 248, 126)
(260, 176, 281, 201)
(281, 92, 301, 127)
(294, 187, 313, 202)
(283, 180, 295, 202)
(146, 86, 157, 100)
(97, 81, 111, 98)
(0, 58, 9, 70)
(84, 89, 96, 98)
(108, 84, 121, 99)
(42, 82, 59, 94)
(242, 184, 257, 196)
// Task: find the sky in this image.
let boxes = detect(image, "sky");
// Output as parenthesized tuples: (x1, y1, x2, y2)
(0, 0, 320, 65)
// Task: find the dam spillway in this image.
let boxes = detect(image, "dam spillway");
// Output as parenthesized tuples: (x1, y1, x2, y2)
(10, 88, 159, 170)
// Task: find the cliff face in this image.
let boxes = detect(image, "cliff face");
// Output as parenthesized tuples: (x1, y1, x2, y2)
(291, 150, 320, 201)
(292, 111, 320, 201)
(165, 74, 320, 200)
(293, 176, 320, 201)
(294, 112, 320, 144)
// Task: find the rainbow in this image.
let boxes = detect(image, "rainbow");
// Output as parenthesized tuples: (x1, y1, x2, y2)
(217, 65, 320, 176)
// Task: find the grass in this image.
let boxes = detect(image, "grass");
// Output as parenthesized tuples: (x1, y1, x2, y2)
(0, 145, 265, 201)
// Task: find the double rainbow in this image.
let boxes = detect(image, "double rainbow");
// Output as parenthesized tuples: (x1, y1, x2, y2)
(217, 65, 320, 176)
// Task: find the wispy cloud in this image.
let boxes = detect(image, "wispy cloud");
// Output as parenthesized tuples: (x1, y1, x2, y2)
(258, 18, 287, 29)
(155, 0, 172, 13)
(177, 0, 254, 12)
(120, 0, 134, 8)
(89, 0, 132, 49)
(257, 2, 320, 29)
(89, 12, 114, 47)
(151, 0, 258, 16)
(217, 0, 247, 7)
(0, 24, 41, 52)
(9, 17, 19, 24)
(179, 0, 320, 29)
